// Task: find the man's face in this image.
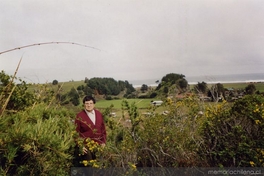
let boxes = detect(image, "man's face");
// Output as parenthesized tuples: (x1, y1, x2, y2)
(84, 100, 95, 112)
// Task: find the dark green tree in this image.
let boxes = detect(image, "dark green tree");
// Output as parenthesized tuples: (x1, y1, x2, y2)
(163, 86, 169, 94)
(124, 80, 136, 95)
(77, 85, 84, 91)
(177, 78, 188, 91)
(86, 77, 135, 96)
(68, 88, 80, 106)
(194, 81, 207, 94)
(161, 73, 185, 84)
(52, 80, 58, 85)
(140, 84, 148, 93)
(84, 77, 89, 83)
(245, 83, 256, 95)
(156, 73, 188, 91)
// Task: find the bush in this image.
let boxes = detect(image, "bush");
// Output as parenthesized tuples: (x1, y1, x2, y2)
(149, 92, 157, 98)
(0, 104, 77, 176)
(95, 97, 205, 169)
(0, 71, 36, 112)
(200, 95, 264, 167)
(138, 95, 149, 99)
(52, 80, 58, 85)
(135, 95, 204, 167)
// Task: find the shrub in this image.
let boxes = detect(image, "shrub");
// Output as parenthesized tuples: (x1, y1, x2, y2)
(52, 80, 58, 85)
(0, 71, 36, 113)
(136, 95, 204, 167)
(93, 97, 205, 169)
(138, 95, 149, 99)
(0, 104, 77, 176)
(149, 92, 157, 98)
(200, 95, 264, 167)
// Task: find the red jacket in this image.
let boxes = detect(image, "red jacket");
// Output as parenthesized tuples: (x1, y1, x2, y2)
(75, 109, 106, 144)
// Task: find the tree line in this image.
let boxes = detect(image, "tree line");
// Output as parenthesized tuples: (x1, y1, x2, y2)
(57, 77, 136, 106)
(1, 70, 261, 110)
(194, 81, 260, 102)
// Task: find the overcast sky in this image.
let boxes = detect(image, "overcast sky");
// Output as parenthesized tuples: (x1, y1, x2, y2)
(0, 0, 264, 84)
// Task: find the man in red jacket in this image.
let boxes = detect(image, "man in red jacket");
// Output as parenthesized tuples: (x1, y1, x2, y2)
(75, 95, 106, 161)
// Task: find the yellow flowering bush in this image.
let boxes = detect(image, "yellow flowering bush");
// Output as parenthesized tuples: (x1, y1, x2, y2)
(75, 137, 105, 168)
(200, 94, 264, 167)
(81, 159, 100, 168)
(84, 138, 102, 153)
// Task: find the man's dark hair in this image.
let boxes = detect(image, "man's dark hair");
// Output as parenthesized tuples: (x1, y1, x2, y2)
(83, 95, 96, 104)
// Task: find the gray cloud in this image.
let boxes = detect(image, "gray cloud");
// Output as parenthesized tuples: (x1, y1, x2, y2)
(0, 0, 264, 84)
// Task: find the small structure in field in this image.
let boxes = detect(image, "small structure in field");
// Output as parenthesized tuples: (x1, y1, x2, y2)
(151, 100, 163, 106)
(110, 112, 116, 117)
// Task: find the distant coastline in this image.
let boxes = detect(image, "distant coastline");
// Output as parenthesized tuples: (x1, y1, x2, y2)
(130, 73, 264, 87)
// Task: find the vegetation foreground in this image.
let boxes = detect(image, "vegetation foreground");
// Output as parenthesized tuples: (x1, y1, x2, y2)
(0, 71, 264, 176)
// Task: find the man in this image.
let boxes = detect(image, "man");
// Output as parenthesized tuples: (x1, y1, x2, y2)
(75, 95, 106, 161)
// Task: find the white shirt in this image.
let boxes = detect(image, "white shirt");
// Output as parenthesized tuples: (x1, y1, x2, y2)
(85, 109, 96, 125)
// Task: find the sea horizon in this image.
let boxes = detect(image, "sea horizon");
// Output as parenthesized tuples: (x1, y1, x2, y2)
(130, 73, 264, 87)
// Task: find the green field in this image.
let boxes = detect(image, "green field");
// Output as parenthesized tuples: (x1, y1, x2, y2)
(95, 98, 154, 109)
(221, 82, 264, 91)
(28, 80, 264, 94)
(28, 80, 264, 116)
(95, 98, 167, 118)
(190, 82, 264, 92)
(28, 80, 86, 93)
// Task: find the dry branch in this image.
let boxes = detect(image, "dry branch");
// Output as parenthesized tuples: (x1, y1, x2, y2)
(0, 42, 101, 55)
(0, 57, 22, 117)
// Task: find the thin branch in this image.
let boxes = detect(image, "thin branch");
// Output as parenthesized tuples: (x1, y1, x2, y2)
(0, 57, 22, 99)
(159, 146, 177, 160)
(0, 42, 101, 55)
(0, 57, 22, 117)
(0, 85, 16, 117)
(12, 57, 23, 82)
